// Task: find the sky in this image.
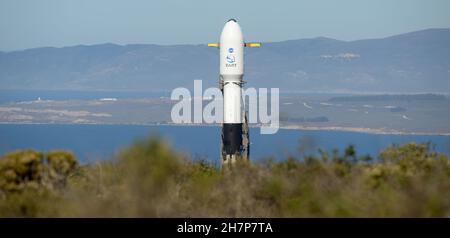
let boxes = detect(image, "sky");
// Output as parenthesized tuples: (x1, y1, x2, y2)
(1, 0, 449, 51)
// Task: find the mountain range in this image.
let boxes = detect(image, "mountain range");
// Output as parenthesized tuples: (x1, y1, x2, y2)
(1, 28, 449, 93)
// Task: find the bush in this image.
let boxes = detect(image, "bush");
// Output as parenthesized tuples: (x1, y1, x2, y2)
(0, 149, 77, 217)
(0, 150, 44, 193)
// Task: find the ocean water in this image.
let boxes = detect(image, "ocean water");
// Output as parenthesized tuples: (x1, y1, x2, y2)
(0, 124, 449, 164)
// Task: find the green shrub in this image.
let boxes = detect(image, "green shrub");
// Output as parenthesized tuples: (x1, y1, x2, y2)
(0, 150, 44, 193)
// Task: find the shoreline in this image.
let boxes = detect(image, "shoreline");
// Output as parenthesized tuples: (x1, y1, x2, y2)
(1, 121, 450, 136)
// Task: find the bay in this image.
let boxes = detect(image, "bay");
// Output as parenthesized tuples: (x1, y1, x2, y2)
(1, 124, 449, 163)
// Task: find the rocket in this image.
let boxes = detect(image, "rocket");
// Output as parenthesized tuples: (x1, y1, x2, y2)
(208, 19, 261, 166)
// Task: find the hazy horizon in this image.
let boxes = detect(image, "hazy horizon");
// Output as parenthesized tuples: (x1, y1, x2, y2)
(1, 0, 450, 51)
(1, 27, 448, 53)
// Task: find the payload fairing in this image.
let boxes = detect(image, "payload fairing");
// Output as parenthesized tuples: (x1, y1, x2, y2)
(208, 19, 260, 167)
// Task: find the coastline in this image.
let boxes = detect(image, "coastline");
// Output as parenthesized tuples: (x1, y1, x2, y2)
(1, 121, 450, 136)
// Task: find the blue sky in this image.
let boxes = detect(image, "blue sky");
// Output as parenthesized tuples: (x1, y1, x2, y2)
(1, 0, 449, 51)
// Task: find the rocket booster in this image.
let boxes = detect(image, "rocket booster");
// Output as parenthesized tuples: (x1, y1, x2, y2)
(221, 19, 244, 156)
(208, 19, 260, 165)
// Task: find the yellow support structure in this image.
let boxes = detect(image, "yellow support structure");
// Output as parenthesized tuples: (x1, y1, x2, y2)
(207, 43, 220, 48)
(245, 42, 261, 48)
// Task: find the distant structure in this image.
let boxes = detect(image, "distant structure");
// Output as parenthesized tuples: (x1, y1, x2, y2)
(208, 19, 261, 167)
(99, 98, 118, 102)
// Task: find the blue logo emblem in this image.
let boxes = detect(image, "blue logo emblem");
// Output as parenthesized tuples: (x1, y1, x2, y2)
(226, 55, 235, 64)
(228, 48, 234, 53)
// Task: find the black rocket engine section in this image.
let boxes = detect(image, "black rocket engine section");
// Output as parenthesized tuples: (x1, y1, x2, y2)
(222, 123, 243, 155)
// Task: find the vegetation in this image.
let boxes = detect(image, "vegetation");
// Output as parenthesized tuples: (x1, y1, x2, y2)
(0, 137, 449, 217)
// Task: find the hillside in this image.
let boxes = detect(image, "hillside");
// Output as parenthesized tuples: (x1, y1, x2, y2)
(1, 28, 450, 93)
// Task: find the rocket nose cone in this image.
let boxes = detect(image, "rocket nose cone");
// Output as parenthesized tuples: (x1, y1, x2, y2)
(220, 19, 243, 43)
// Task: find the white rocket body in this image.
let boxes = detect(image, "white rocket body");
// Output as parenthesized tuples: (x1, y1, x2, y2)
(208, 19, 259, 165)
(220, 19, 244, 125)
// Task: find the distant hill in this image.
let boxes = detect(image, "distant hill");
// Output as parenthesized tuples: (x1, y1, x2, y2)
(1, 28, 450, 93)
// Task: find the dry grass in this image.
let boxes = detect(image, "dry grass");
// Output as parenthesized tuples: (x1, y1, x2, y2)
(0, 136, 449, 217)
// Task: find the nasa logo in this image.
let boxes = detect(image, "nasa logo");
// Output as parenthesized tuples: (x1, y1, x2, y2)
(228, 48, 234, 53)
(226, 55, 235, 64)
